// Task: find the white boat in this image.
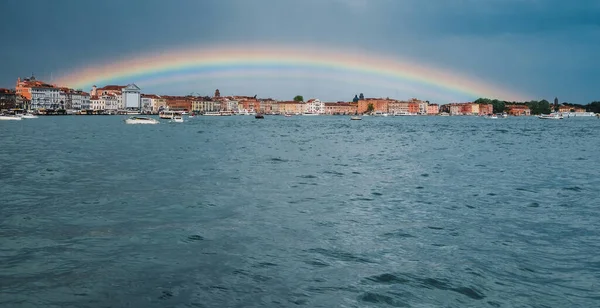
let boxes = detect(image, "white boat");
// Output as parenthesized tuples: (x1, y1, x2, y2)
(18, 113, 39, 119)
(564, 112, 596, 117)
(124, 116, 160, 124)
(394, 112, 417, 116)
(488, 114, 498, 119)
(538, 113, 563, 120)
(159, 110, 182, 119)
(171, 116, 184, 123)
(350, 116, 362, 120)
(301, 113, 319, 116)
(0, 115, 22, 121)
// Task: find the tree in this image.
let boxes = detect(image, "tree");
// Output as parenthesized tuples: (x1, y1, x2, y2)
(366, 103, 374, 113)
(293, 95, 303, 102)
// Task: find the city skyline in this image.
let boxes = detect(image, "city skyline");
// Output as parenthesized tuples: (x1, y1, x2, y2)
(1, 0, 599, 104)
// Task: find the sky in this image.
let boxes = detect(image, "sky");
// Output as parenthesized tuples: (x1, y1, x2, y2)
(1, 0, 599, 104)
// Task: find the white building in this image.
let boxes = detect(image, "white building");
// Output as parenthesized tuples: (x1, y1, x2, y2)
(306, 98, 325, 114)
(122, 84, 141, 110)
(73, 91, 91, 110)
(141, 96, 152, 113)
(59, 89, 90, 110)
(30, 85, 61, 110)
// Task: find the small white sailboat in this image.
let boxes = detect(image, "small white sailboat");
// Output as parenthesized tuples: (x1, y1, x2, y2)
(124, 116, 160, 124)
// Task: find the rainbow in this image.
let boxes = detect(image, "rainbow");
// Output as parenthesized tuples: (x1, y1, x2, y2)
(55, 43, 529, 101)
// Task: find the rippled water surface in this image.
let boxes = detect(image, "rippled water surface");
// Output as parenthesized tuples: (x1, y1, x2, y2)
(1, 115, 600, 307)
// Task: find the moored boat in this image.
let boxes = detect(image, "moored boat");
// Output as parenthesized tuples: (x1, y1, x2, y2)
(350, 116, 362, 120)
(255, 113, 265, 119)
(124, 116, 160, 124)
(18, 113, 39, 119)
(0, 114, 22, 121)
(538, 113, 563, 120)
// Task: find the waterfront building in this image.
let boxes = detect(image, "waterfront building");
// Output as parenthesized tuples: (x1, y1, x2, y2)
(0, 89, 17, 111)
(91, 84, 140, 110)
(408, 101, 420, 114)
(305, 98, 325, 114)
(90, 95, 101, 110)
(449, 104, 462, 115)
(388, 100, 409, 114)
(324, 102, 358, 115)
(427, 104, 439, 115)
(471, 103, 480, 115)
(418, 100, 428, 115)
(59, 88, 90, 110)
(357, 98, 390, 114)
(259, 98, 278, 114)
(142, 94, 168, 113)
(506, 104, 531, 116)
(140, 95, 152, 113)
(16, 76, 62, 110)
(278, 101, 305, 114)
(164, 95, 193, 111)
(558, 105, 585, 113)
(122, 84, 141, 110)
(479, 104, 493, 115)
(191, 98, 220, 113)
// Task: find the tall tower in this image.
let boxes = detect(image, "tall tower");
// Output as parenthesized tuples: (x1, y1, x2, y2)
(214, 89, 221, 98)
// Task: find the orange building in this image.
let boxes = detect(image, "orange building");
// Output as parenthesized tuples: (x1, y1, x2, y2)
(163, 95, 193, 111)
(427, 104, 439, 115)
(479, 104, 493, 115)
(506, 104, 531, 116)
(324, 102, 358, 115)
(357, 98, 390, 114)
(408, 102, 419, 114)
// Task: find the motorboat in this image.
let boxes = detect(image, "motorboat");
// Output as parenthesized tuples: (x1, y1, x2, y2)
(18, 113, 39, 119)
(350, 116, 362, 120)
(171, 116, 184, 123)
(488, 114, 498, 119)
(0, 114, 22, 121)
(159, 110, 182, 119)
(538, 113, 563, 120)
(124, 116, 160, 124)
(284, 114, 292, 117)
(255, 113, 265, 119)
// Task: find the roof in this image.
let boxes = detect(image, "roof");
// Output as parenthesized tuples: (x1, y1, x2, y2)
(97, 85, 126, 91)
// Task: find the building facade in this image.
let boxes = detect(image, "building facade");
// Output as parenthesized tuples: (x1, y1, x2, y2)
(122, 84, 141, 109)
(305, 98, 325, 114)
(0, 89, 17, 111)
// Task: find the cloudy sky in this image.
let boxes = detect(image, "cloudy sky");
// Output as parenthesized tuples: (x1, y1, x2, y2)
(1, 0, 598, 103)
